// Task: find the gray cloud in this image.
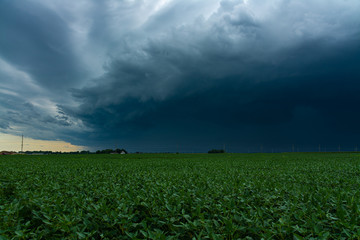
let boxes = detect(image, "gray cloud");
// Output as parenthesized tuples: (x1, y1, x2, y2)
(1, 0, 360, 151)
(0, 1, 88, 90)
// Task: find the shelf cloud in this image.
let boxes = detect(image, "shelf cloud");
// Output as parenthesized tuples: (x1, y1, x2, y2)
(1, 0, 360, 151)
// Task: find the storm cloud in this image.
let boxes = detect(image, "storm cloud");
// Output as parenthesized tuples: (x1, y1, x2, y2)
(1, 0, 360, 152)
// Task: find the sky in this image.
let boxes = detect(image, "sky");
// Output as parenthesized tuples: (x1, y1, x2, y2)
(0, 132, 83, 152)
(0, 0, 360, 153)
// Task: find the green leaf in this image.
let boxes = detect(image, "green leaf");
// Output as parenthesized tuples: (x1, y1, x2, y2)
(293, 233, 303, 240)
(14, 231, 23, 237)
(77, 232, 86, 239)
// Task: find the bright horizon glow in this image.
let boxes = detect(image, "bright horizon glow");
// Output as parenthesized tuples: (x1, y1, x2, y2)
(0, 132, 86, 152)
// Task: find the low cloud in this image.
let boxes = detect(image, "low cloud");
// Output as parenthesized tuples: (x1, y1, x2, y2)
(1, 0, 360, 151)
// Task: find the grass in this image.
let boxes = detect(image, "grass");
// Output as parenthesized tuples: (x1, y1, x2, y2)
(1, 153, 360, 239)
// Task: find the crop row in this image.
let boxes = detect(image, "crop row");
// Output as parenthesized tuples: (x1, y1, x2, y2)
(1, 153, 360, 239)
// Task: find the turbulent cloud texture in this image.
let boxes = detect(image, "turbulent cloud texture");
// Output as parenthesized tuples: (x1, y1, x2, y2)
(1, 0, 360, 152)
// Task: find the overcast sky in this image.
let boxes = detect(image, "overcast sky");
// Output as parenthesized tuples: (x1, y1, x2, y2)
(1, 0, 360, 152)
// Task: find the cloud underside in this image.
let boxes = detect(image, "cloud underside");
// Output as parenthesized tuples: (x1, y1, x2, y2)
(1, 0, 360, 151)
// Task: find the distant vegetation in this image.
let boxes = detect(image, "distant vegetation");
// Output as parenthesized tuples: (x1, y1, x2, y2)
(95, 148, 127, 154)
(208, 149, 225, 153)
(14, 149, 128, 155)
(1, 153, 360, 238)
(21, 150, 91, 155)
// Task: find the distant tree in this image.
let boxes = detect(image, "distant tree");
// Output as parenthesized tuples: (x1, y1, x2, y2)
(95, 148, 127, 154)
(115, 148, 128, 154)
(102, 149, 113, 154)
(208, 149, 225, 154)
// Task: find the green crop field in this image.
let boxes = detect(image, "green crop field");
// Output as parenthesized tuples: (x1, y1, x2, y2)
(1, 153, 360, 239)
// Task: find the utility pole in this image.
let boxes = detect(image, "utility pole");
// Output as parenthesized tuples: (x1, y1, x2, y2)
(21, 134, 24, 153)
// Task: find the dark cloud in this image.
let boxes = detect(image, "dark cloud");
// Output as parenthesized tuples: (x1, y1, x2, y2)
(1, 0, 360, 151)
(0, 0, 85, 90)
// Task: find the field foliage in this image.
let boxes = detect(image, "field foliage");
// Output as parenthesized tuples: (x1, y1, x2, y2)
(1, 153, 360, 239)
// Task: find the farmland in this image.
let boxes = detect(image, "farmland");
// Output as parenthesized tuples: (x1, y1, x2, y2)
(1, 153, 360, 239)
